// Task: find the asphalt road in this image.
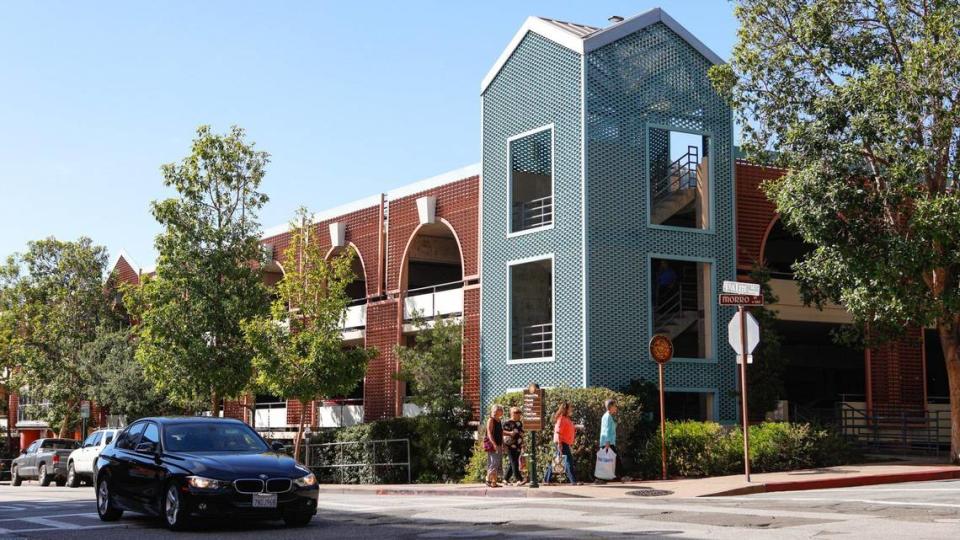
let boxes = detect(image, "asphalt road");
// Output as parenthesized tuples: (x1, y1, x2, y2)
(2, 479, 960, 539)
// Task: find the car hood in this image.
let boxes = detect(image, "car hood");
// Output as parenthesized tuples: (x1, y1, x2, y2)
(166, 451, 304, 479)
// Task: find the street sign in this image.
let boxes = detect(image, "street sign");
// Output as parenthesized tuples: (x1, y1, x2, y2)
(719, 294, 763, 306)
(522, 387, 545, 432)
(722, 280, 761, 296)
(648, 334, 674, 365)
(728, 311, 760, 356)
(80, 401, 91, 419)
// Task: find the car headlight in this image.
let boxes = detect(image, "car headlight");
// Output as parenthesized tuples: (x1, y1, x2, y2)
(186, 475, 230, 490)
(293, 473, 317, 487)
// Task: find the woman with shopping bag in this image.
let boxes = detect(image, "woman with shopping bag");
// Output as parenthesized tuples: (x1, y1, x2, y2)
(542, 401, 581, 485)
(595, 398, 626, 483)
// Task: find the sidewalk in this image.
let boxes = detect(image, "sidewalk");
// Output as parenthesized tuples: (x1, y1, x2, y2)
(316, 460, 960, 499)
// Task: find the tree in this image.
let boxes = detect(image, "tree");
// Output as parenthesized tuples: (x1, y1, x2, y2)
(125, 125, 271, 414)
(394, 315, 473, 482)
(243, 208, 376, 459)
(711, 1, 960, 458)
(0, 238, 122, 436)
(80, 328, 177, 422)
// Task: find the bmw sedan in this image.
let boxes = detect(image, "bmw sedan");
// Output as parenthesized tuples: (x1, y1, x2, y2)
(94, 417, 318, 530)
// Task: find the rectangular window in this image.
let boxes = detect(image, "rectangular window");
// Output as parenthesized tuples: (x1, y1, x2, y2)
(649, 128, 710, 229)
(509, 257, 554, 361)
(509, 127, 553, 233)
(665, 391, 715, 421)
(651, 258, 712, 359)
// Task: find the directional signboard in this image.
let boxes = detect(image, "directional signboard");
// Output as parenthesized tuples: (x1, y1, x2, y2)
(522, 388, 545, 432)
(728, 311, 760, 356)
(722, 280, 761, 296)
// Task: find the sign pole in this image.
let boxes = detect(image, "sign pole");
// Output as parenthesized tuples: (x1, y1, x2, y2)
(739, 305, 751, 482)
(658, 362, 667, 481)
(529, 431, 539, 489)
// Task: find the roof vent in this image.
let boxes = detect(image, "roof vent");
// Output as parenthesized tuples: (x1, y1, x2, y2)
(608, 15, 624, 24)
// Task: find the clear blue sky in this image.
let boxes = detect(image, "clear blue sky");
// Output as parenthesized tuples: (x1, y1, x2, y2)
(0, 1, 737, 269)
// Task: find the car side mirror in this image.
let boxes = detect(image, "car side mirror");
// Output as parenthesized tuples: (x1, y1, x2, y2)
(19, 449, 26, 455)
(271, 441, 285, 453)
(135, 442, 158, 455)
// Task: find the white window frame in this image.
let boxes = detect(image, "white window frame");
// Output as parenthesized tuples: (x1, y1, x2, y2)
(646, 254, 717, 363)
(645, 124, 716, 234)
(507, 124, 556, 238)
(506, 253, 556, 365)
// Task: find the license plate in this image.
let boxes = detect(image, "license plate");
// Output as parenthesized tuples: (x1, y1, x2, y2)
(251, 493, 277, 508)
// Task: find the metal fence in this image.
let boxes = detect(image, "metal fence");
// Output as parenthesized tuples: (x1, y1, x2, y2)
(838, 403, 950, 456)
(303, 438, 411, 484)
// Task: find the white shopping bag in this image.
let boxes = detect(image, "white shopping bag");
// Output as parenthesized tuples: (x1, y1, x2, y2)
(594, 447, 616, 480)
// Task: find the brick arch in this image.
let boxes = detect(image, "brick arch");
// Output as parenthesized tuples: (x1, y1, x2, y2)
(757, 215, 780, 267)
(325, 242, 371, 299)
(397, 217, 466, 293)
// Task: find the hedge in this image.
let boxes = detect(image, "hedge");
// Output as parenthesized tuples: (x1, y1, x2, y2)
(464, 387, 650, 483)
(636, 421, 861, 478)
(307, 416, 474, 484)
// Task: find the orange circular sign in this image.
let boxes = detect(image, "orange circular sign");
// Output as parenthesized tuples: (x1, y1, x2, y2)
(649, 334, 674, 365)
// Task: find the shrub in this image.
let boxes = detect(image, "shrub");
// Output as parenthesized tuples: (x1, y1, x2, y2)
(307, 416, 473, 484)
(637, 420, 861, 478)
(464, 386, 645, 483)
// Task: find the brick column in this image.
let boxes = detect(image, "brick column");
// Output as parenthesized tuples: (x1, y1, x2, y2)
(462, 285, 481, 420)
(363, 299, 400, 421)
(867, 326, 925, 414)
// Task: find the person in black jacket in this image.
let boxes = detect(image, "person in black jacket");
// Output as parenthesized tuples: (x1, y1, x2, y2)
(502, 407, 526, 485)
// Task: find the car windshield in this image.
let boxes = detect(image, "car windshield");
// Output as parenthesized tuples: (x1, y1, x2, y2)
(41, 440, 79, 450)
(163, 423, 269, 453)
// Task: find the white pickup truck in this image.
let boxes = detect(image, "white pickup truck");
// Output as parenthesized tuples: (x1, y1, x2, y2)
(66, 428, 119, 487)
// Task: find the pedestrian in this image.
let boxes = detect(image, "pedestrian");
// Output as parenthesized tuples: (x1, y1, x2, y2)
(596, 398, 628, 483)
(484, 404, 504, 488)
(543, 401, 581, 485)
(502, 406, 526, 485)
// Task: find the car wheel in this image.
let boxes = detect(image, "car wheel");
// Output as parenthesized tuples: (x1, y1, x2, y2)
(96, 477, 123, 521)
(162, 483, 190, 531)
(10, 466, 21, 487)
(39, 464, 51, 487)
(66, 463, 80, 488)
(282, 510, 314, 528)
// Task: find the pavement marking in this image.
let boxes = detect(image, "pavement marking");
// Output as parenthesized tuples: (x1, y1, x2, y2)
(0, 512, 100, 523)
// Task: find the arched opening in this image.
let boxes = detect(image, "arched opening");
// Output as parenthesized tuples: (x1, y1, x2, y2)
(762, 220, 814, 279)
(402, 222, 463, 296)
(327, 244, 367, 303)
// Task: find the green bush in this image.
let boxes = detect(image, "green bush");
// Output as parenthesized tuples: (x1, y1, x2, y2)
(637, 420, 861, 478)
(464, 386, 646, 483)
(307, 416, 473, 484)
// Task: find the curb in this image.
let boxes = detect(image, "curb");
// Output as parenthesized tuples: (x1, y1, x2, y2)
(318, 486, 585, 498)
(761, 467, 960, 494)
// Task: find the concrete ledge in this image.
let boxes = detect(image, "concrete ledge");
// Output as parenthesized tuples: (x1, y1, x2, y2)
(318, 485, 585, 498)
(761, 466, 960, 494)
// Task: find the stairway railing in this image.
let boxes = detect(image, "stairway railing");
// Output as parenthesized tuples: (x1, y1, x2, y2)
(653, 283, 683, 333)
(514, 322, 554, 359)
(651, 146, 699, 210)
(512, 195, 554, 232)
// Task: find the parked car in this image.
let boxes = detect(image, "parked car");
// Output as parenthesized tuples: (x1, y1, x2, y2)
(95, 417, 318, 530)
(0, 458, 11, 482)
(11, 438, 80, 486)
(66, 429, 119, 487)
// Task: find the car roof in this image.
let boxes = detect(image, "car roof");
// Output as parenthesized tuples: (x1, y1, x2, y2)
(133, 416, 247, 426)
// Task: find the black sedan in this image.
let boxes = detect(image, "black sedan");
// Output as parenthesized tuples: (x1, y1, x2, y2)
(94, 417, 318, 530)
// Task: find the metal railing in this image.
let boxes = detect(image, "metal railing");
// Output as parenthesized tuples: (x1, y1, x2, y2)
(304, 438, 411, 484)
(512, 195, 554, 231)
(403, 280, 465, 321)
(513, 322, 554, 359)
(316, 398, 364, 428)
(654, 284, 683, 333)
(651, 146, 699, 208)
(838, 402, 950, 455)
(253, 402, 288, 431)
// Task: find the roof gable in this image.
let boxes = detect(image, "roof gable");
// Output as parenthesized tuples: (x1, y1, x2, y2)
(481, 8, 724, 94)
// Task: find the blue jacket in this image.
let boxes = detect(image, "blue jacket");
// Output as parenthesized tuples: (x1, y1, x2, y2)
(599, 411, 617, 446)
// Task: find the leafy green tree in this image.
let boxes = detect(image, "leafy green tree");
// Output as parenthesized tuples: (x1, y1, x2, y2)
(745, 266, 786, 416)
(124, 125, 271, 414)
(80, 328, 177, 422)
(712, 1, 960, 458)
(243, 208, 376, 459)
(394, 315, 473, 482)
(0, 238, 122, 436)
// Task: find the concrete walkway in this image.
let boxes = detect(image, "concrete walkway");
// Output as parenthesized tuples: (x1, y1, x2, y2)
(316, 460, 960, 499)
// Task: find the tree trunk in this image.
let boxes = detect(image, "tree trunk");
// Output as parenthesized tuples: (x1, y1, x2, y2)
(293, 399, 306, 462)
(211, 390, 220, 418)
(938, 324, 960, 464)
(58, 415, 71, 439)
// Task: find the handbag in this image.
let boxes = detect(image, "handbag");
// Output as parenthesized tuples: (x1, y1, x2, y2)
(551, 453, 566, 475)
(594, 447, 617, 480)
(482, 437, 495, 453)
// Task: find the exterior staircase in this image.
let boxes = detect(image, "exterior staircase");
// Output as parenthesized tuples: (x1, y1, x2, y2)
(655, 310, 698, 340)
(651, 145, 699, 225)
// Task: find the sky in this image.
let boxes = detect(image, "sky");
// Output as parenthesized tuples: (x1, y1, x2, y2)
(0, 1, 738, 270)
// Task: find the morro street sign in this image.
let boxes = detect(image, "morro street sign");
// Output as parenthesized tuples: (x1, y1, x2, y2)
(719, 294, 764, 306)
(722, 280, 761, 296)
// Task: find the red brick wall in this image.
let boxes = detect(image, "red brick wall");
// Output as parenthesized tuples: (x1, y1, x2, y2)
(462, 286, 481, 418)
(735, 161, 782, 271)
(363, 300, 400, 421)
(868, 327, 926, 413)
